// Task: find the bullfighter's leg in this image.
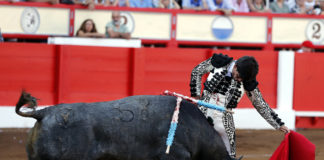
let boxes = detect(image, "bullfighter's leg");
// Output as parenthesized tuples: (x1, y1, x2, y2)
(206, 109, 231, 155)
(199, 91, 236, 157)
(222, 111, 236, 158)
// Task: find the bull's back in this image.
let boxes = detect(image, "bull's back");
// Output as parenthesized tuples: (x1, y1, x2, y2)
(27, 95, 230, 160)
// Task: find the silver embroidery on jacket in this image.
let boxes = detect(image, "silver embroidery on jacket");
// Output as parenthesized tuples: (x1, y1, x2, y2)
(247, 87, 282, 129)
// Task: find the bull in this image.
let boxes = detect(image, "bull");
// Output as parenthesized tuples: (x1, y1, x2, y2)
(16, 91, 240, 160)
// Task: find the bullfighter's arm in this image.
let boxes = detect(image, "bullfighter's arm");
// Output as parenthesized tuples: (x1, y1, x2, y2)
(190, 58, 214, 98)
(246, 87, 284, 129)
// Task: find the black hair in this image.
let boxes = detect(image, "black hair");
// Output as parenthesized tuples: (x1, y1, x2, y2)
(76, 19, 98, 36)
(236, 56, 259, 82)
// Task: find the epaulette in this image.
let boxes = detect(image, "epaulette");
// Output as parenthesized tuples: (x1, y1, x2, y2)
(210, 53, 233, 68)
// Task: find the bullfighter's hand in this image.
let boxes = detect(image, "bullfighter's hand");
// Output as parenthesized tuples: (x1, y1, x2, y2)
(279, 125, 290, 134)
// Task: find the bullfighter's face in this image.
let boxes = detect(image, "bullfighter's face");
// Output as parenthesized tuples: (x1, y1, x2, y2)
(232, 65, 243, 82)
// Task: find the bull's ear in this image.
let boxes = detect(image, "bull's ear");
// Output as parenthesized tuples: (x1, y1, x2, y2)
(211, 53, 233, 68)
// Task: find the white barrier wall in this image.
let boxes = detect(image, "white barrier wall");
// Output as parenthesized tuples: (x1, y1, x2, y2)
(48, 37, 142, 48)
(0, 5, 70, 35)
(272, 18, 324, 45)
(176, 14, 267, 43)
(1, 4, 322, 46)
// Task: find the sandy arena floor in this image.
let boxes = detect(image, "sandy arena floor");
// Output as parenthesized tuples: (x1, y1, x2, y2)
(0, 128, 323, 160)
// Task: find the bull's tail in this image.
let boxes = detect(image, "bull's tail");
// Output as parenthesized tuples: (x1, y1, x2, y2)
(15, 90, 44, 120)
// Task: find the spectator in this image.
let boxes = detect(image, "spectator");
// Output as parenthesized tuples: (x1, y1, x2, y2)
(305, 0, 316, 13)
(182, 0, 208, 10)
(312, 0, 324, 15)
(248, 0, 271, 12)
(175, 0, 183, 8)
(232, 0, 249, 12)
(297, 40, 315, 53)
(105, 11, 131, 39)
(109, 0, 119, 6)
(118, 0, 130, 7)
(61, 0, 95, 9)
(270, 0, 290, 13)
(129, 0, 154, 8)
(291, 0, 307, 14)
(158, 0, 181, 9)
(206, 0, 235, 15)
(25, 0, 59, 4)
(76, 19, 105, 38)
(94, 0, 110, 6)
(284, 0, 296, 11)
(0, 28, 4, 42)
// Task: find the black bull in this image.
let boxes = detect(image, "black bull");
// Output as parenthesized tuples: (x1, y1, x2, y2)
(16, 92, 238, 160)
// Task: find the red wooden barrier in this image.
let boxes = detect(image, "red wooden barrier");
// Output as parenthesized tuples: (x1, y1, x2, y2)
(0, 43, 57, 105)
(0, 43, 278, 109)
(3, 42, 324, 128)
(294, 53, 324, 128)
(56, 45, 132, 103)
(294, 53, 324, 111)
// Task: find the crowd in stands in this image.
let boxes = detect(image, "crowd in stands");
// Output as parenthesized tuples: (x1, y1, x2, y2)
(70, 0, 323, 39)
(0, 0, 322, 51)
(76, 11, 131, 39)
(4, 0, 324, 15)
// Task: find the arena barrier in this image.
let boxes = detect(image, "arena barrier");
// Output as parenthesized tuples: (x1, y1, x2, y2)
(1, 2, 324, 50)
(0, 43, 323, 129)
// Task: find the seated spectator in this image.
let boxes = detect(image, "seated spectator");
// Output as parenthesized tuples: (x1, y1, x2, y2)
(129, 0, 154, 8)
(284, 0, 296, 11)
(312, 0, 324, 15)
(305, 0, 316, 13)
(232, 0, 249, 12)
(25, 0, 59, 4)
(270, 0, 290, 13)
(108, 0, 119, 6)
(248, 0, 271, 12)
(105, 11, 131, 39)
(175, 0, 183, 8)
(206, 0, 235, 15)
(61, 0, 95, 9)
(182, 0, 208, 10)
(0, 28, 3, 42)
(118, 0, 130, 7)
(297, 40, 315, 53)
(94, 0, 109, 6)
(291, 0, 307, 14)
(158, 0, 181, 9)
(76, 19, 105, 38)
(94, 0, 119, 6)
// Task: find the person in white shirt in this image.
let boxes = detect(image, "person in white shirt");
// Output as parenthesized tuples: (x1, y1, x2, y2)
(207, 0, 235, 14)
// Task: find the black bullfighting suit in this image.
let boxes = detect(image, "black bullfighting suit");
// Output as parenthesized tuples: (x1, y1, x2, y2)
(190, 53, 285, 157)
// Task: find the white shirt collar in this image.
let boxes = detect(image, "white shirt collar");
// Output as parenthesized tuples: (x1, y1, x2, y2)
(226, 61, 236, 77)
